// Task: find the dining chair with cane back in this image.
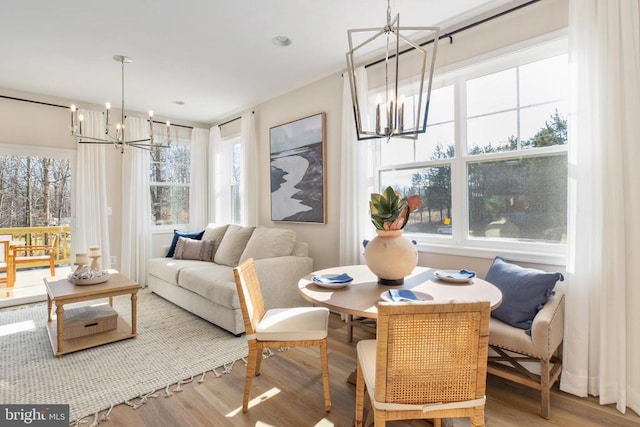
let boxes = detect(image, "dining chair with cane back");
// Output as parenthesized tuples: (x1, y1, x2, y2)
(355, 301, 491, 427)
(233, 257, 331, 413)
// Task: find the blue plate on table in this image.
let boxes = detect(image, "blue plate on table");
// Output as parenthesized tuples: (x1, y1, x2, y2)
(380, 290, 433, 302)
(312, 273, 353, 289)
(434, 269, 476, 283)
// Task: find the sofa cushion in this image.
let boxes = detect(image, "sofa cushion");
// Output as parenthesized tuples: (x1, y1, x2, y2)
(202, 223, 229, 258)
(147, 257, 207, 284)
(239, 227, 296, 263)
(174, 237, 215, 261)
(166, 229, 204, 257)
(214, 225, 255, 267)
(486, 256, 564, 334)
(178, 265, 240, 309)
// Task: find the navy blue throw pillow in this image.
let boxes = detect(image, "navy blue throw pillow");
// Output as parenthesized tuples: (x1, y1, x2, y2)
(486, 256, 563, 334)
(166, 229, 204, 257)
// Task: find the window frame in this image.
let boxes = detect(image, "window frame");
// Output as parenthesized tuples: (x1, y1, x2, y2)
(377, 33, 569, 266)
(149, 134, 192, 232)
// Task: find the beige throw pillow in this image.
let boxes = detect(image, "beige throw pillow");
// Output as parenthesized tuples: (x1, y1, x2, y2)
(202, 223, 229, 258)
(174, 237, 215, 261)
(239, 227, 296, 263)
(214, 225, 255, 267)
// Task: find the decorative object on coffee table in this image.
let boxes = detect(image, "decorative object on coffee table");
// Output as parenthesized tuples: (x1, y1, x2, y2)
(69, 250, 109, 285)
(364, 186, 422, 285)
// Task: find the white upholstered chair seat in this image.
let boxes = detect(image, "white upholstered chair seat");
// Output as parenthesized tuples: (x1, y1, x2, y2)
(256, 307, 329, 341)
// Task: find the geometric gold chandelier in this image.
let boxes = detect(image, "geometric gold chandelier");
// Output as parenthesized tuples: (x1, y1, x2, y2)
(69, 55, 171, 153)
(346, 0, 439, 141)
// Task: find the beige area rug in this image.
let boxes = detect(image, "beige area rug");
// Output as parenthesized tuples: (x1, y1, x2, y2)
(0, 289, 248, 424)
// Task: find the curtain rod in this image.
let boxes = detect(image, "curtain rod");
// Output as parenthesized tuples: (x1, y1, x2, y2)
(1, 94, 194, 129)
(365, 0, 540, 69)
(218, 111, 255, 128)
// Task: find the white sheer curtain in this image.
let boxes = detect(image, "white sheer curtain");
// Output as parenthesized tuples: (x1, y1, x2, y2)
(240, 113, 257, 226)
(120, 117, 152, 285)
(208, 125, 230, 224)
(562, 0, 640, 415)
(339, 70, 378, 265)
(190, 127, 209, 229)
(74, 109, 111, 268)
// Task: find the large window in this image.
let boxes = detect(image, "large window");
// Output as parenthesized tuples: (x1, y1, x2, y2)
(149, 137, 191, 227)
(376, 39, 568, 259)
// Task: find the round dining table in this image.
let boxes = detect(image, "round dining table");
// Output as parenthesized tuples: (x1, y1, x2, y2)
(298, 264, 502, 342)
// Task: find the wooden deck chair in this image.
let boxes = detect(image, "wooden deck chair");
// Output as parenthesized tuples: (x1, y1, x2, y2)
(9, 233, 58, 286)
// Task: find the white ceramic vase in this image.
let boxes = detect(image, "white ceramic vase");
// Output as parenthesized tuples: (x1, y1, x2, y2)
(364, 229, 418, 285)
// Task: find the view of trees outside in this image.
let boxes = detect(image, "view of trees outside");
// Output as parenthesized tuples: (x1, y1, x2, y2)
(378, 52, 568, 243)
(0, 155, 71, 227)
(149, 144, 190, 226)
(380, 112, 567, 242)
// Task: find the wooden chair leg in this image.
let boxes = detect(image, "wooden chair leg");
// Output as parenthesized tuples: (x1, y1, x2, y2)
(254, 346, 263, 376)
(355, 359, 365, 427)
(49, 256, 55, 276)
(470, 407, 485, 426)
(541, 359, 551, 419)
(242, 340, 259, 413)
(320, 339, 331, 412)
(373, 409, 386, 426)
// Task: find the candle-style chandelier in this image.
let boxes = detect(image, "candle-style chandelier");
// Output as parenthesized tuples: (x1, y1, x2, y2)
(346, 0, 440, 140)
(69, 55, 171, 153)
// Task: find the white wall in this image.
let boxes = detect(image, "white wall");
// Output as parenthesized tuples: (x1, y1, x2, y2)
(253, 73, 343, 270)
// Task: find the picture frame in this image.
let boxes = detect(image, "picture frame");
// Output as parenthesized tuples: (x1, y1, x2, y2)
(269, 112, 326, 223)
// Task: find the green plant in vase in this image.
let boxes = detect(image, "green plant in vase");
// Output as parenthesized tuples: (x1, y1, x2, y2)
(369, 186, 423, 230)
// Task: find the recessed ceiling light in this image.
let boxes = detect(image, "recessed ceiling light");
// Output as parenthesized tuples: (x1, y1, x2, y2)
(173, 101, 185, 105)
(272, 35, 292, 47)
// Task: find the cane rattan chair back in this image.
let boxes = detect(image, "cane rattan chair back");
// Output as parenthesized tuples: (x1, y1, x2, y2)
(355, 301, 491, 427)
(233, 258, 331, 413)
(234, 256, 265, 337)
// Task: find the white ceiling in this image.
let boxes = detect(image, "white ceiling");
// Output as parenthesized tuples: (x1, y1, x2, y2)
(0, 0, 514, 125)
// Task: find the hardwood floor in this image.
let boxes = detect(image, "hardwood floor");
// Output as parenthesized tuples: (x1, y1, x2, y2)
(104, 314, 639, 427)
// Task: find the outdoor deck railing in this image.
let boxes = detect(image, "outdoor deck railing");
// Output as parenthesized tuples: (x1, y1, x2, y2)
(0, 225, 72, 270)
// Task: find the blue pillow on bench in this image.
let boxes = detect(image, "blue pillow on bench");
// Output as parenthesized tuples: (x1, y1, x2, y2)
(486, 256, 563, 334)
(166, 229, 204, 257)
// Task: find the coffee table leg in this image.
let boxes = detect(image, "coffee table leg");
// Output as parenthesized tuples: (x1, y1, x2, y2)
(56, 304, 64, 353)
(131, 291, 138, 336)
(47, 295, 53, 322)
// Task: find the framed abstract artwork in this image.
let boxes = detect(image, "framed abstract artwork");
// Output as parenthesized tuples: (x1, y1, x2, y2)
(269, 112, 326, 223)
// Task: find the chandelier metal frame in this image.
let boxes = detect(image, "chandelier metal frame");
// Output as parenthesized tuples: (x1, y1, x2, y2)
(69, 55, 171, 153)
(346, 0, 439, 141)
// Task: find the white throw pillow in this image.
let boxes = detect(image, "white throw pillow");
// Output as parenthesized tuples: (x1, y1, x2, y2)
(214, 225, 255, 267)
(239, 227, 296, 263)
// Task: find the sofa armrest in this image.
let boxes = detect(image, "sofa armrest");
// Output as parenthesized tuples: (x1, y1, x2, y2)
(254, 256, 313, 309)
(531, 284, 565, 360)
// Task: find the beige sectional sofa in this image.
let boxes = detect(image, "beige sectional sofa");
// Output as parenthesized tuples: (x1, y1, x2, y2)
(147, 223, 313, 335)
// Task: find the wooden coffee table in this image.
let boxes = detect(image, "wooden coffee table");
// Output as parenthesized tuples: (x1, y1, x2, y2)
(43, 271, 141, 356)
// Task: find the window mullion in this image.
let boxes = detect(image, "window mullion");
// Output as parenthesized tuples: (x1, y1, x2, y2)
(452, 76, 467, 244)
